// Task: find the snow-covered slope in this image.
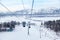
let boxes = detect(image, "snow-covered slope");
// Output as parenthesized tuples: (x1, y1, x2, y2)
(0, 16, 60, 40)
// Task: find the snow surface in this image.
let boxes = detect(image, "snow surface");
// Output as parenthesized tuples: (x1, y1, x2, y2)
(0, 16, 60, 40)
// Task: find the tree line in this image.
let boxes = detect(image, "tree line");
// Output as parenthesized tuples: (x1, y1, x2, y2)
(44, 20, 60, 32)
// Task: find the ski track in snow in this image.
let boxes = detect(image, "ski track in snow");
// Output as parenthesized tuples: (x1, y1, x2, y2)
(0, 16, 60, 40)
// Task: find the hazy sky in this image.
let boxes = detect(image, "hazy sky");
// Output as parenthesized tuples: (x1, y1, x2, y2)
(0, 0, 60, 12)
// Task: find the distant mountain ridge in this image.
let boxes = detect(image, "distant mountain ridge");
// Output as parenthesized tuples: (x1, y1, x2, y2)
(0, 8, 60, 17)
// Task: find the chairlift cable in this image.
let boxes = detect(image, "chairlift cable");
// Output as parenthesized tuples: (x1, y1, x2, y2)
(21, 0, 35, 35)
(27, 0, 34, 35)
(0, 2, 12, 13)
(30, 0, 34, 18)
(21, 0, 25, 10)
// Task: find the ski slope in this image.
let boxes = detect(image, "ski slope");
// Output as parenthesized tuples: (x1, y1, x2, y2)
(0, 16, 60, 40)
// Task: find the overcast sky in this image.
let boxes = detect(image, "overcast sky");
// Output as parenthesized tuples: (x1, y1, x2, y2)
(0, 0, 60, 12)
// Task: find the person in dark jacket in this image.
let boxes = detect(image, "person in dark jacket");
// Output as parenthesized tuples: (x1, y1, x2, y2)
(22, 21, 26, 27)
